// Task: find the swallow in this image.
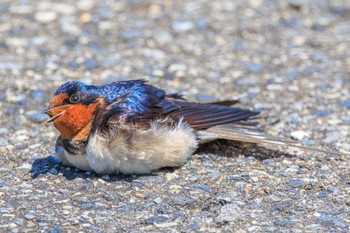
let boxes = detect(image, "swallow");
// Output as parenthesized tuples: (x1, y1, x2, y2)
(43, 80, 330, 175)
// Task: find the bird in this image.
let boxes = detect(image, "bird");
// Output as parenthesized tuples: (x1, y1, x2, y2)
(43, 79, 331, 175)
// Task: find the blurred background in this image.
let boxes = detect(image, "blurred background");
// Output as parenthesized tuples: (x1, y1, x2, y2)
(0, 0, 350, 232)
(1, 0, 349, 147)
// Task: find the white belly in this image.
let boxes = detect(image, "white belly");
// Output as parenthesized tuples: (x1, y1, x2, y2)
(56, 121, 198, 174)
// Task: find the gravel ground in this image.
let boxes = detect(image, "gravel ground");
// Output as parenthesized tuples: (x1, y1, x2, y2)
(1, 0, 350, 232)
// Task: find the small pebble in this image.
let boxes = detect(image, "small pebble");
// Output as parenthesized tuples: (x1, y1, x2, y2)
(145, 215, 169, 224)
(288, 179, 305, 188)
(273, 202, 292, 211)
(341, 100, 350, 109)
(154, 222, 177, 228)
(0, 139, 9, 147)
(27, 111, 49, 123)
(216, 204, 244, 223)
(304, 224, 321, 230)
(247, 63, 264, 73)
(49, 168, 58, 175)
(322, 131, 340, 143)
(35, 11, 57, 23)
(172, 21, 194, 33)
(31, 90, 45, 103)
(318, 214, 345, 227)
(84, 59, 99, 70)
(120, 30, 143, 40)
(297, 169, 307, 174)
(291, 131, 309, 141)
(154, 198, 162, 204)
(318, 192, 327, 198)
(194, 184, 212, 192)
(0, 128, 9, 136)
(24, 211, 36, 220)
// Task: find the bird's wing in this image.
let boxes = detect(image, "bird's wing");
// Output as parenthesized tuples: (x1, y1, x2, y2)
(98, 82, 169, 129)
(167, 100, 258, 129)
(101, 86, 257, 130)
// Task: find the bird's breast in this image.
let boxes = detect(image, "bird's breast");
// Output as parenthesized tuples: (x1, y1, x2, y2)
(55, 144, 92, 172)
(54, 121, 198, 174)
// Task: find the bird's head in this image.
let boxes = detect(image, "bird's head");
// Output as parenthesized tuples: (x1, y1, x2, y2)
(43, 81, 104, 140)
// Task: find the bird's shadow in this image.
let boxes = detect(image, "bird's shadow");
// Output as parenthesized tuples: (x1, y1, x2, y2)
(197, 139, 295, 160)
(30, 140, 293, 180)
(29, 156, 178, 181)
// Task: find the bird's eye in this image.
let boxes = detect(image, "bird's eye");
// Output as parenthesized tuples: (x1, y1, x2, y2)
(70, 94, 80, 103)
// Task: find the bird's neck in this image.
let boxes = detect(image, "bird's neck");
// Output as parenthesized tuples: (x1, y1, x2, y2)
(57, 136, 87, 155)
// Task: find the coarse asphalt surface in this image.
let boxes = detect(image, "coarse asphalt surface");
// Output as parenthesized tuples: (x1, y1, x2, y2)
(0, 0, 349, 232)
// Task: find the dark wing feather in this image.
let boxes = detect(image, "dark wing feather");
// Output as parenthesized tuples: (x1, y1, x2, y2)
(165, 100, 259, 129)
(100, 81, 257, 130)
(200, 100, 240, 106)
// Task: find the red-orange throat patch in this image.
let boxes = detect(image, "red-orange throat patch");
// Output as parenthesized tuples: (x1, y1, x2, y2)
(53, 101, 101, 140)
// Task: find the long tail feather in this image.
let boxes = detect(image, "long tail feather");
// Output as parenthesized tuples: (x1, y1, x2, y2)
(198, 125, 341, 154)
(205, 100, 240, 106)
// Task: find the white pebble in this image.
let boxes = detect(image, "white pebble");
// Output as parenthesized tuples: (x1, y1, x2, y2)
(35, 11, 57, 23)
(290, 131, 309, 141)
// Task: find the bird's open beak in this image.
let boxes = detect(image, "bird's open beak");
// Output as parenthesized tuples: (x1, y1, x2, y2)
(42, 104, 73, 123)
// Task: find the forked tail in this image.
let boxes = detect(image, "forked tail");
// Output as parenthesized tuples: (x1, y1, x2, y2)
(198, 125, 342, 154)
